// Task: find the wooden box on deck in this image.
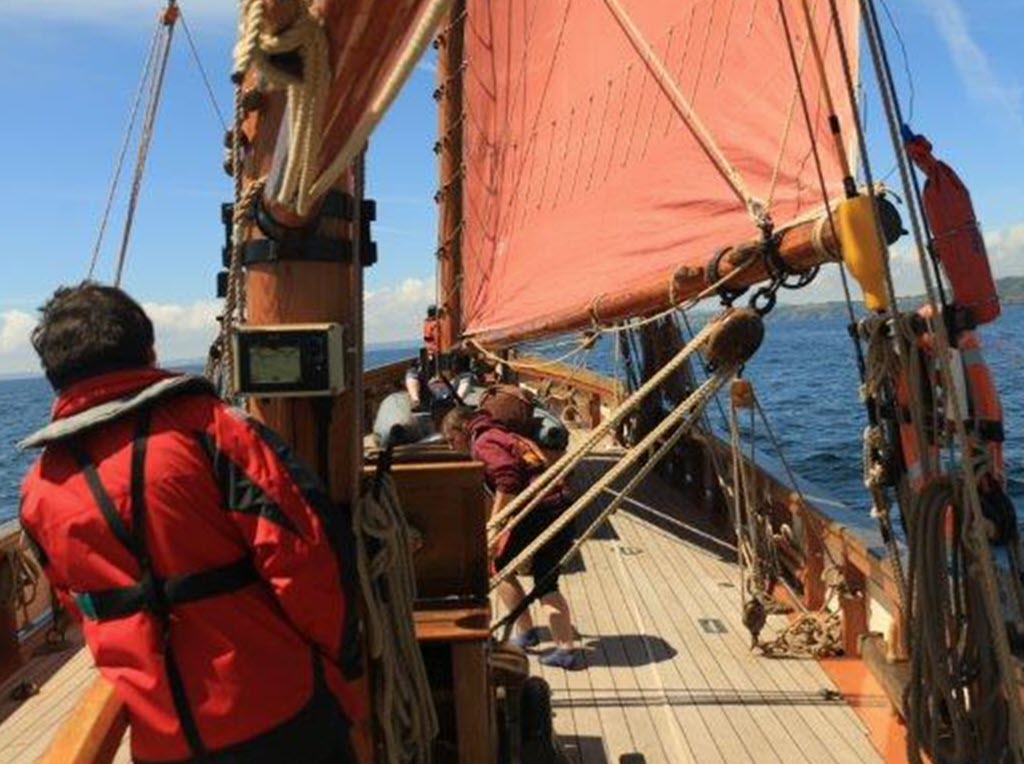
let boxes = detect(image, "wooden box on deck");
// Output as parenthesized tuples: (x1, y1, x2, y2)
(364, 459, 488, 604)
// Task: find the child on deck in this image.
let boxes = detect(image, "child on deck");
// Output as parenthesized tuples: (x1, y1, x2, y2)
(442, 406, 582, 670)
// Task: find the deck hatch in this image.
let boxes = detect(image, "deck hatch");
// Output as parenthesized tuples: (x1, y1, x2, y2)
(698, 618, 728, 634)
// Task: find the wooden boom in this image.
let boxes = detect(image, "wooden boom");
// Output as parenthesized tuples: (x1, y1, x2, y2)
(464, 212, 839, 348)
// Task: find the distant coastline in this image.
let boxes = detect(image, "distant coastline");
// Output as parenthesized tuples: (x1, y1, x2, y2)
(771, 275, 1024, 320)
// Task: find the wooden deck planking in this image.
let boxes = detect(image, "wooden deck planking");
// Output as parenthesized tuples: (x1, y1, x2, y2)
(615, 510, 882, 763)
(658, 520, 883, 764)
(518, 485, 884, 764)
(615, 513, 855, 763)
(607, 520, 801, 764)
(568, 543, 683, 763)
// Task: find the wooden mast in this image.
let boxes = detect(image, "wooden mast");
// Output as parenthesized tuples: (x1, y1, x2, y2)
(238, 4, 371, 761)
(435, 0, 465, 351)
(466, 214, 840, 348)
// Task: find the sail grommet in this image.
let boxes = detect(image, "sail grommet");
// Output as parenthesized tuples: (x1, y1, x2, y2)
(705, 308, 764, 371)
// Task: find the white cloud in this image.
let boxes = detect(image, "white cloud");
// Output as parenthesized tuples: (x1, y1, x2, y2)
(142, 299, 222, 364)
(986, 222, 1024, 278)
(364, 276, 435, 344)
(922, 0, 1023, 127)
(0, 311, 38, 376)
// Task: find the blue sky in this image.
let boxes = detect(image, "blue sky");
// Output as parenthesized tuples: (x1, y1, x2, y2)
(0, 0, 1021, 375)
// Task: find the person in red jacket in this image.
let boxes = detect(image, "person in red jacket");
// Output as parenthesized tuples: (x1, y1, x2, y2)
(442, 406, 581, 670)
(18, 283, 363, 763)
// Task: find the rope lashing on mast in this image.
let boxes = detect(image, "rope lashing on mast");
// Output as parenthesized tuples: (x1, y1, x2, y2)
(598, 0, 769, 230)
(355, 475, 438, 764)
(234, 0, 329, 217)
(488, 309, 764, 591)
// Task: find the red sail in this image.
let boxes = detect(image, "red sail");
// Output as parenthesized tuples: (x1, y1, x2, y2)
(460, 0, 859, 338)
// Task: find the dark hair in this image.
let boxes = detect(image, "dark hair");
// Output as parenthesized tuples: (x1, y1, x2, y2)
(426, 304, 438, 319)
(441, 405, 475, 443)
(31, 282, 155, 389)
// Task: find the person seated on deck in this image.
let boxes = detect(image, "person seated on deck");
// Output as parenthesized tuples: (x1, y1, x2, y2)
(405, 304, 441, 411)
(18, 282, 362, 764)
(442, 405, 583, 670)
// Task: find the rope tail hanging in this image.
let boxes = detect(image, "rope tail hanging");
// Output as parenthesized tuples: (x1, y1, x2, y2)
(355, 474, 438, 764)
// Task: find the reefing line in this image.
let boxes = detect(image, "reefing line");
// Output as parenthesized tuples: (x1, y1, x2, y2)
(599, 0, 768, 228)
(306, 0, 453, 203)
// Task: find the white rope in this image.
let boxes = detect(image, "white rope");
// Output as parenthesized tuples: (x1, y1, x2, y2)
(490, 367, 732, 589)
(235, 0, 330, 217)
(88, 22, 161, 280)
(486, 318, 718, 540)
(599, 0, 768, 227)
(355, 477, 438, 763)
(307, 0, 453, 203)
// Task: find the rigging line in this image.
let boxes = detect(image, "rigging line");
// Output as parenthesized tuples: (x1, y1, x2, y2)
(114, 16, 177, 287)
(751, 391, 844, 574)
(178, 9, 228, 132)
(826, 0, 901, 317)
(87, 23, 161, 280)
(775, 0, 867, 381)
(863, 1, 1024, 757)
(766, 0, 817, 211)
(598, 0, 767, 226)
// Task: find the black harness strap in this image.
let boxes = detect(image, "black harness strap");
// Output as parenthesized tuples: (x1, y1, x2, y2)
(72, 410, 233, 761)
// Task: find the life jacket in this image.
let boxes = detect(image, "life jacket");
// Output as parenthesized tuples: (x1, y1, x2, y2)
(905, 130, 1000, 325)
(19, 368, 363, 763)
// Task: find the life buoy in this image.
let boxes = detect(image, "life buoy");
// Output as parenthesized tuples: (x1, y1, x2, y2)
(904, 128, 1001, 325)
(894, 320, 1006, 497)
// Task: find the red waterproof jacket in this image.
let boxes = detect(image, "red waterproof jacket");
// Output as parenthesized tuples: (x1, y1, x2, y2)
(19, 368, 363, 763)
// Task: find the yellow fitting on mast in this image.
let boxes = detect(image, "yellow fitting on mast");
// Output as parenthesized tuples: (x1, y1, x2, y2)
(836, 196, 889, 312)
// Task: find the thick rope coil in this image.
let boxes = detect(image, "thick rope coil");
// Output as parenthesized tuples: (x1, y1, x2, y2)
(355, 476, 438, 763)
(234, 0, 329, 217)
(0, 538, 42, 618)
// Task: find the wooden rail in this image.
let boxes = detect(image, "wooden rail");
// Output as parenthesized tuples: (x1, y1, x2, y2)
(38, 677, 126, 764)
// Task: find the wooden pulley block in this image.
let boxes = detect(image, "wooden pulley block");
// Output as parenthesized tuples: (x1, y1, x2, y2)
(705, 307, 764, 370)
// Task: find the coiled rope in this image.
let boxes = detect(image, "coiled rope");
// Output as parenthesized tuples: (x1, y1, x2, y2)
(355, 476, 438, 764)
(905, 479, 1008, 763)
(234, 0, 329, 217)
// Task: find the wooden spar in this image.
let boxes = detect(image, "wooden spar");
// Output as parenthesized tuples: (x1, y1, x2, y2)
(464, 212, 839, 348)
(435, 0, 465, 351)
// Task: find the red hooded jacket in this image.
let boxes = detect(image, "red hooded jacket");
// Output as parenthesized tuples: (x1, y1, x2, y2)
(19, 368, 363, 763)
(466, 410, 570, 507)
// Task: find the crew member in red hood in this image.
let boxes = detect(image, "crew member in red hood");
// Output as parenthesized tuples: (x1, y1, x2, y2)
(442, 406, 582, 670)
(19, 282, 363, 763)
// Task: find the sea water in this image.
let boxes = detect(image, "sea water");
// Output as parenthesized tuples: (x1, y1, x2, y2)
(0, 307, 1020, 523)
